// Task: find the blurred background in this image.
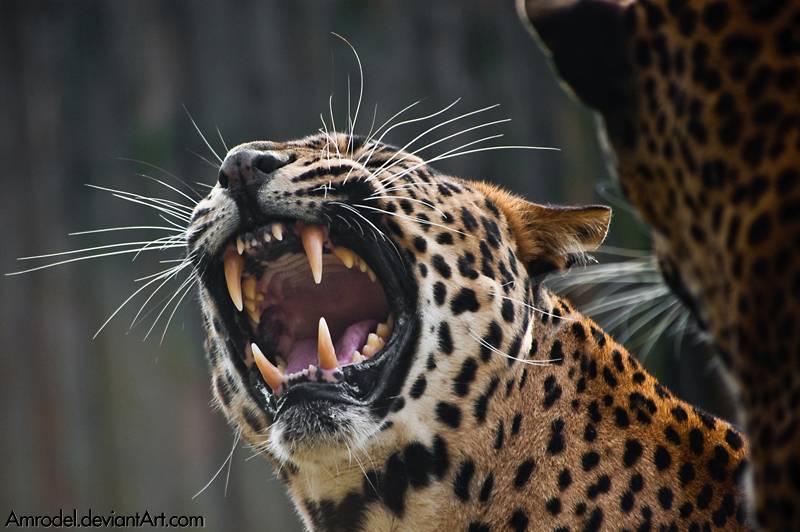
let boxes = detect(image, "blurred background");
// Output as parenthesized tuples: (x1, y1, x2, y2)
(0, 1, 736, 530)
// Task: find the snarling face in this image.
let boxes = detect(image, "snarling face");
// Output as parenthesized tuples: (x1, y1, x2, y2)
(186, 131, 609, 470)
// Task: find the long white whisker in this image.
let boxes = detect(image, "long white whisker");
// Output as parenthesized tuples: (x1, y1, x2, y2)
(193, 433, 240, 499)
(184, 104, 223, 164)
(69, 226, 184, 236)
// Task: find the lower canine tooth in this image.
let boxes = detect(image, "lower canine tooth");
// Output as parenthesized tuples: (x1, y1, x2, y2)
(224, 252, 245, 311)
(252, 343, 284, 392)
(300, 225, 324, 284)
(317, 317, 339, 370)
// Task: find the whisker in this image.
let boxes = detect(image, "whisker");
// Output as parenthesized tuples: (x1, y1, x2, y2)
(467, 329, 558, 366)
(183, 104, 223, 164)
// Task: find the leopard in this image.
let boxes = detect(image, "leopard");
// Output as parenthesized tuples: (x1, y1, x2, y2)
(516, 0, 800, 529)
(186, 130, 752, 531)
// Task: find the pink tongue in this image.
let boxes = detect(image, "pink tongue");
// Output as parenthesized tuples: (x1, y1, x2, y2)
(284, 319, 379, 375)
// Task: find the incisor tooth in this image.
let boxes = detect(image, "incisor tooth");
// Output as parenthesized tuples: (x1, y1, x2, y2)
(376, 323, 391, 341)
(272, 224, 283, 241)
(351, 351, 364, 364)
(362, 345, 376, 358)
(252, 343, 284, 392)
(367, 268, 377, 282)
(301, 225, 324, 284)
(387, 314, 394, 330)
(236, 237, 245, 255)
(243, 277, 257, 301)
(332, 247, 355, 269)
(317, 317, 339, 370)
(243, 299, 257, 313)
(224, 253, 245, 311)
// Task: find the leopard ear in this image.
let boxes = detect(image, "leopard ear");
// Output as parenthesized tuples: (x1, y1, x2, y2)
(472, 181, 611, 277)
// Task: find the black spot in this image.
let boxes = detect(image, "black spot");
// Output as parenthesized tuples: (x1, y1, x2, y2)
(409, 375, 427, 399)
(550, 340, 564, 365)
(453, 459, 475, 501)
(679, 462, 696, 486)
(433, 282, 446, 306)
(511, 413, 523, 436)
(624, 440, 644, 467)
(432, 435, 450, 479)
(480, 321, 503, 363)
(506, 511, 528, 532)
(494, 421, 504, 450)
(418, 263, 427, 277)
(431, 255, 451, 278)
(659, 487, 674, 510)
(479, 473, 494, 502)
(587, 474, 611, 500)
(467, 523, 490, 532)
(702, 2, 729, 31)
(690, 428, 704, 455)
(582, 452, 601, 472)
(725, 429, 744, 451)
(461, 207, 478, 232)
(615, 408, 630, 428)
(654, 446, 672, 471)
(390, 396, 405, 413)
(630, 473, 644, 492)
(436, 402, 461, 429)
(546, 498, 562, 515)
(583, 508, 604, 532)
(547, 418, 565, 455)
(558, 468, 572, 491)
(603, 367, 618, 388)
(621, 491, 635, 513)
(474, 377, 500, 424)
(381, 452, 409, 516)
(438, 322, 454, 355)
(501, 299, 515, 322)
(584, 423, 597, 442)
(436, 232, 454, 245)
(450, 288, 480, 315)
(413, 236, 427, 253)
(514, 459, 536, 488)
(588, 401, 602, 423)
(404, 442, 433, 488)
(242, 408, 264, 432)
(544, 380, 563, 409)
(707, 445, 729, 481)
(697, 484, 713, 509)
(671, 406, 688, 422)
(633, 372, 646, 384)
(747, 214, 772, 246)
(680, 502, 695, 518)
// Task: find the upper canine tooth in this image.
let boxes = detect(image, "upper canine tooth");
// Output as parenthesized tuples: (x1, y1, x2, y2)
(224, 252, 245, 311)
(301, 225, 324, 284)
(252, 343, 284, 392)
(317, 317, 339, 370)
(272, 223, 284, 241)
(332, 247, 355, 269)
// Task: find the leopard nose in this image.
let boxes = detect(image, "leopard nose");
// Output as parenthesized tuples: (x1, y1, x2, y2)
(218, 149, 287, 189)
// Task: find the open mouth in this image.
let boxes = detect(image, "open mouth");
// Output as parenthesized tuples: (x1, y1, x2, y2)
(218, 220, 396, 401)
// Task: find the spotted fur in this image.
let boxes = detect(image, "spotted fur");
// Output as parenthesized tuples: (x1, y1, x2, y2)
(187, 132, 751, 531)
(517, 0, 800, 529)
